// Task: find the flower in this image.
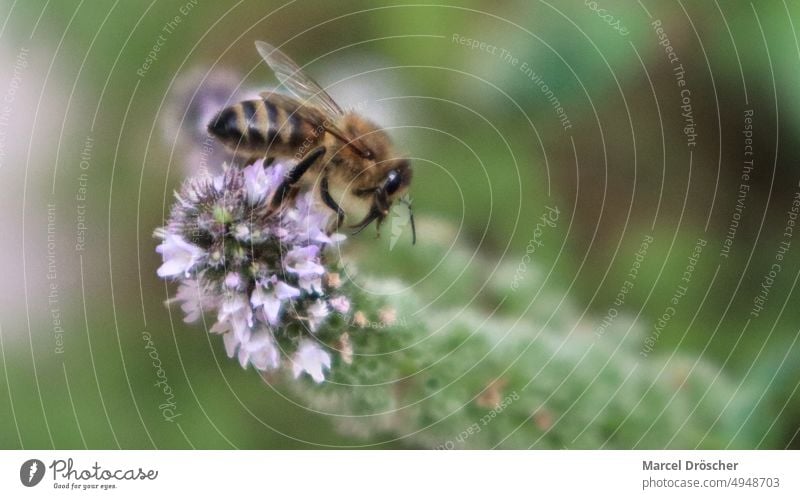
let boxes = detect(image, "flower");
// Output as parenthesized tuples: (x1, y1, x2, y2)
(338, 332, 353, 365)
(155, 233, 204, 277)
(326, 272, 341, 289)
(476, 378, 508, 409)
(251, 277, 301, 325)
(329, 296, 350, 314)
(224, 272, 241, 289)
(353, 311, 368, 328)
(214, 294, 254, 343)
(236, 329, 280, 371)
(171, 279, 218, 323)
(378, 307, 397, 326)
(306, 299, 330, 332)
(284, 245, 326, 294)
(155, 159, 352, 382)
(243, 161, 281, 204)
(291, 339, 332, 383)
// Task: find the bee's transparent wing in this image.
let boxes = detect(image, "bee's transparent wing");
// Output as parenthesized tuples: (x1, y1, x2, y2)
(255, 41, 373, 158)
(255, 40, 344, 119)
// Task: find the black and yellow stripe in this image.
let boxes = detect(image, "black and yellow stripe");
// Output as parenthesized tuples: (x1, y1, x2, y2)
(208, 96, 313, 154)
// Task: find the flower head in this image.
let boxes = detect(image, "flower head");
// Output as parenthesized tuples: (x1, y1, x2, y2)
(155, 160, 352, 383)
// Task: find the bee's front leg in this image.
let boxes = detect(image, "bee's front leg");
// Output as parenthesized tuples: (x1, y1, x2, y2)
(320, 175, 345, 230)
(268, 146, 326, 212)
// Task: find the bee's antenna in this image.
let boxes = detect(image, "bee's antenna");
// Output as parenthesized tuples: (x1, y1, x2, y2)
(402, 197, 416, 245)
(409, 205, 416, 245)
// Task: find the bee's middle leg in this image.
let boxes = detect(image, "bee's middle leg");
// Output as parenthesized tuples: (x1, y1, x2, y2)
(320, 174, 345, 229)
(269, 146, 326, 211)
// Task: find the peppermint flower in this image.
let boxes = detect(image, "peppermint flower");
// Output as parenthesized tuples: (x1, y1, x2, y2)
(251, 277, 301, 325)
(215, 294, 254, 343)
(243, 161, 282, 204)
(291, 339, 332, 383)
(306, 300, 330, 333)
(235, 329, 280, 371)
(155, 233, 204, 278)
(171, 279, 217, 323)
(329, 296, 351, 314)
(284, 245, 326, 294)
(155, 159, 354, 383)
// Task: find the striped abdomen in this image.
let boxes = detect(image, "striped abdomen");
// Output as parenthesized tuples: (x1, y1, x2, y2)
(207, 97, 318, 157)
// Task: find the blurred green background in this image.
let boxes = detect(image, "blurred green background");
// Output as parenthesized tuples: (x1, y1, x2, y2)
(1, 0, 799, 448)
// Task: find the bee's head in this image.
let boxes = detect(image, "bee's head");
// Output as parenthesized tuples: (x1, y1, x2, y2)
(337, 115, 415, 243)
(381, 158, 413, 203)
(351, 157, 415, 244)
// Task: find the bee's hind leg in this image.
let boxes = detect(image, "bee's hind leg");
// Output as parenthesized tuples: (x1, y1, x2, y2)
(320, 174, 345, 230)
(268, 146, 326, 212)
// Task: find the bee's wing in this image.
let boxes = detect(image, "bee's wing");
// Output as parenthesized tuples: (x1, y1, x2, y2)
(255, 40, 344, 119)
(255, 41, 373, 158)
(256, 92, 322, 123)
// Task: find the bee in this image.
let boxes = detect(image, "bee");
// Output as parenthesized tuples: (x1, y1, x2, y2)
(207, 41, 415, 243)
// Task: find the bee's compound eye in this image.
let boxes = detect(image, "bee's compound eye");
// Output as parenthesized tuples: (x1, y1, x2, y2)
(384, 170, 402, 195)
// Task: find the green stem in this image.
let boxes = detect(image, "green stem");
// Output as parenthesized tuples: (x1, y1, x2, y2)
(292, 270, 754, 449)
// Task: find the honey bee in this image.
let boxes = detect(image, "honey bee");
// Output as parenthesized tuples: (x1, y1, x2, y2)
(207, 41, 415, 243)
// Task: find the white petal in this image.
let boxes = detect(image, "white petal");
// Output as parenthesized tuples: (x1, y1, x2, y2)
(306, 300, 330, 332)
(251, 285, 283, 324)
(213, 174, 225, 192)
(224, 273, 241, 289)
(223, 333, 239, 358)
(292, 340, 331, 383)
(237, 345, 250, 369)
(157, 259, 188, 278)
(300, 275, 323, 294)
(245, 332, 280, 371)
(250, 286, 268, 308)
(230, 316, 252, 343)
(210, 320, 228, 335)
(329, 296, 350, 314)
(156, 234, 204, 277)
(262, 294, 282, 325)
(274, 281, 301, 300)
(243, 163, 271, 204)
(218, 295, 253, 341)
